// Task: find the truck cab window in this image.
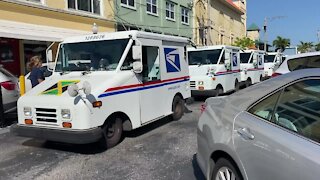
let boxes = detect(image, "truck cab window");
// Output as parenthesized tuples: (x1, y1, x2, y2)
(142, 46, 160, 82)
(120, 48, 134, 70)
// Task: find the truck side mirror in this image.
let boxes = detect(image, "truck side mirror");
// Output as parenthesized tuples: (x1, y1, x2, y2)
(46, 42, 57, 72)
(132, 45, 142, 60)
(133, 61, 143, 74)
(253, 55, 258, 67)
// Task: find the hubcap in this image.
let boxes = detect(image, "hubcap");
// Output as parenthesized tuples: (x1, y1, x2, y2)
(215, 167, 236, 180)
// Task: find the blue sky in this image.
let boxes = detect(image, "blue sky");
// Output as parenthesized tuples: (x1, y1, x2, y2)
(247, 0, 320, 46)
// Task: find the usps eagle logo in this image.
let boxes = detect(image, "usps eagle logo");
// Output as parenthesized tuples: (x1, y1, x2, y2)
(164, 48, 181, 73)
(232, 54, 238, 67)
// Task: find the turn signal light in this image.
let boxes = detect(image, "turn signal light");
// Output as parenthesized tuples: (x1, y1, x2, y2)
(25, 119, 33, 125)
(92, 101, 102, 108)
(212, 77, 216, 81)
(62, 122, 72, 128)
(198, 86, 204, 90)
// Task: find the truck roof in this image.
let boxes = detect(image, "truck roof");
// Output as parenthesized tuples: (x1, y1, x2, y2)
(241, 49, 265, 54)
(187, 45, 240, 52)
(62, 30, 189, 44)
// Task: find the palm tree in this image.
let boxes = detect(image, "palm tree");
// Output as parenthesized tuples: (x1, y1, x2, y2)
(297, 41, 314, 53)
(272, 36, 290, 52)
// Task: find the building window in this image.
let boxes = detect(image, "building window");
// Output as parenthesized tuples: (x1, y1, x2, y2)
(68, 0, 101, 15)
(146, 0, 157, 15)
(121, 0, 135, 8)
(166, 1, 175, 20)
(181, 7, 189, 25)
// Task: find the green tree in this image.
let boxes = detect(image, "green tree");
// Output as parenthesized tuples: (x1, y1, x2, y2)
(272, 36, 290, 52)
(315, 43, 320, 51)
(232, 37, 255, 49)
(297, 41, 314, 53)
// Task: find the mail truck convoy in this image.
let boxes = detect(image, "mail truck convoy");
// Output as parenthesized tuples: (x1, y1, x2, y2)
(12, 31, 191, 148)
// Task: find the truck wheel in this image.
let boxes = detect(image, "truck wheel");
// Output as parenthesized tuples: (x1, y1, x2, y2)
(245, 78, 252, 87)
(235, 80, 240, 92)
(100, 117, 123, 149)
(215, 86, 223, 97)
(172, 95, 184, 120)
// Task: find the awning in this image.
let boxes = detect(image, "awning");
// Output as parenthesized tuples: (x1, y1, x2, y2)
(0, 20, 90, 42)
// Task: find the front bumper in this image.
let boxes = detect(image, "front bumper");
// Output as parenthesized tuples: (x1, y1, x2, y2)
(191, 89, 217, 97)
(10, 124, 102, 144)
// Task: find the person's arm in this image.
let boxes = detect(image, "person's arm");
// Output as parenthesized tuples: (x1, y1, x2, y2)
(36, 68, 45, 84)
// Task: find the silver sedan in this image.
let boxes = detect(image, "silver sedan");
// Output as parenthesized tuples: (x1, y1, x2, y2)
(197, 68, 320, 180)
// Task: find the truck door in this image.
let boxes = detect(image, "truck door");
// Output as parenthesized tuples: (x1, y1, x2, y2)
(139, 40, 165, 124)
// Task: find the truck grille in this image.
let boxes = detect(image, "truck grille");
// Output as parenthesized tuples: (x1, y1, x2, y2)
(35, 108, 57, 123)
(190, 81, 196, 88)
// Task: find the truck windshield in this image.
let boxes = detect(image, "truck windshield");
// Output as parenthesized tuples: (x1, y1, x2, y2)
(240, 53, 252, 63)
(55, 39, 129, 72)
(188, 49, 222, 65)
(264, 55, 276, 63)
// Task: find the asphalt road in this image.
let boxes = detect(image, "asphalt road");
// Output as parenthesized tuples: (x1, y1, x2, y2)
(0, 101, 205, 180)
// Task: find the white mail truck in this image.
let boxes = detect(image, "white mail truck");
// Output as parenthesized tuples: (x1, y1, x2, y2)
(240, 49, 265, 87)
(188, 45, 240, 97)
(264, 51, 283, 78)
(11, 31, 191, 148)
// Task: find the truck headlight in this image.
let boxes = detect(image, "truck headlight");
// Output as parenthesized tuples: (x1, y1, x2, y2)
(61, 109, 71, 119)
(24, 107, 32, 116)
(198, 81, 204, 85)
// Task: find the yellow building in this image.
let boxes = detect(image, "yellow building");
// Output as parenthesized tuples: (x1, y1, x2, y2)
(0, 0, 115, 76)
(193, 0, 247, 46)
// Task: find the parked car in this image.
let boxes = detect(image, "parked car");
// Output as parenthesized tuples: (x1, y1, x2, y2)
(0, 65, 19, 113)
(197, 68, 320, 180)
(273, 51, 320, 77)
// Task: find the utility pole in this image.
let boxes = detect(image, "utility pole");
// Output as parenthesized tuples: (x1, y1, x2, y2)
(263, 16, 286, 52)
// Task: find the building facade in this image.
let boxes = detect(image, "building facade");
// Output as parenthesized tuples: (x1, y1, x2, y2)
(115, 0, 193, 38)
(193, 0, 247, 46)
(0, 0, 114, 76)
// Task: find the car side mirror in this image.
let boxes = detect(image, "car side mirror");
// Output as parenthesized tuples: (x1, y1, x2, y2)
(225, 59, 231, 70)
(133, 61, 143, 74)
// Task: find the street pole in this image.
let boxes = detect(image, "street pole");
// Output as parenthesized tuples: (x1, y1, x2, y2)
(264, 17, 267, 52)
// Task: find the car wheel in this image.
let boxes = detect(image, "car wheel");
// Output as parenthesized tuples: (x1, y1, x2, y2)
(100, 117, 123, 149)
(172, 95, 184, 120)
(211, 158, 243, 180)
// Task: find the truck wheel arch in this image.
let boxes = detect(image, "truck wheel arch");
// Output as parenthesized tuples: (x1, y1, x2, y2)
(103, 112, 132, 131)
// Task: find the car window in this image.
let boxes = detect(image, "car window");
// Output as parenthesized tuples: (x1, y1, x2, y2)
(273, 79, 320, 143)
(288, 55, 320, 71)
(248, 91, 282, 122)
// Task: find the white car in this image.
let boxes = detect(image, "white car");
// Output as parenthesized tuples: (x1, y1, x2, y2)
(0, 65, 19, 113)
(273, 51, 320, 77)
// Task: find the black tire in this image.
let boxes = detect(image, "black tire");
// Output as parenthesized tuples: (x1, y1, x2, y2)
(215, 86, 223, 97)
(172, 95, 184, 120)
(100, 117, 123, 149)
(234, 80, 240, 92)
(211, 158, 243, 180)
(245, 78, 252, 88)
(260, 75, 263, 82)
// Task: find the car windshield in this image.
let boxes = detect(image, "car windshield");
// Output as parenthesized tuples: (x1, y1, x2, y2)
(188, 49, 222, 65)
(264, 55, 276, 63)
(240, 53, 252, 63)
(55, 39, 129, 72)
(287, 55, 320, 71)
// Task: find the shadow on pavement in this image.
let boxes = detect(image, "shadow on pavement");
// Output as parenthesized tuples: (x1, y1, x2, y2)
(192, 154, 206, 180)
(21, 116, 178, 154)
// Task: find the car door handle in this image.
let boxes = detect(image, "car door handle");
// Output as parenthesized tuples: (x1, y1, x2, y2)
(237, 128, 255, 140)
